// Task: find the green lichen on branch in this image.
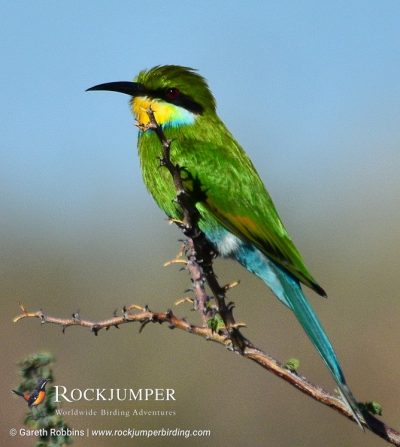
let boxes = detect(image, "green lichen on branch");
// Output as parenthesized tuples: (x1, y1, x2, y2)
(360, 401, 383, 416)
(284, 358, 300, 373)
(13, 352, 72, 447)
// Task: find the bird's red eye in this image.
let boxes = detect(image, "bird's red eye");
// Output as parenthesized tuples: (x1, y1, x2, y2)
(165, 87, 180, 100)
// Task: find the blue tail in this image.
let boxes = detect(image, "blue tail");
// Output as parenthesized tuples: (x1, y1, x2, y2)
(232, 241, 365, 428)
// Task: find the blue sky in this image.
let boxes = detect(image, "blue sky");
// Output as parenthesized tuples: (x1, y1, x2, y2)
(2, 1, 399, 239)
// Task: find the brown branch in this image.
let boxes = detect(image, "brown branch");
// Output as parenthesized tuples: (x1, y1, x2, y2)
(13, 302, 400, 445)
(145, 108, 249, 350)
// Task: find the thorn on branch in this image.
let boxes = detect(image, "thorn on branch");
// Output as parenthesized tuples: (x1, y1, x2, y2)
(139, 319, 151, 334)
(231, 322, 247, 329)
(163, 258, 187, 268)
(224, 280, 240, 291)
(19, 302, 27, 313)
(126, 304, 146, 313)
(227, 301, 236, 311)
(174, 297, 194, 306)
(91, 325, 101, 336)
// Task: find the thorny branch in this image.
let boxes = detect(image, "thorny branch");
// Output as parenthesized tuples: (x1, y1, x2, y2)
(145, 107, 249, 350)
(13, 109, 400, 445)
(13, 302, 400, 445)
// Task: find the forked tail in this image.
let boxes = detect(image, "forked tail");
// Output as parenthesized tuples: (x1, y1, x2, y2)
(12, 389, 24, 398)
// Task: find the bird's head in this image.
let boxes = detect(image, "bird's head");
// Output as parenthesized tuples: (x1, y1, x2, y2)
(37, 378, 49, 390)
(87, 65, 216, 128)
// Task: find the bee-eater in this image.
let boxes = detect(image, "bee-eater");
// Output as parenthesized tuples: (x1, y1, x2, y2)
(87, 65, 364, 427)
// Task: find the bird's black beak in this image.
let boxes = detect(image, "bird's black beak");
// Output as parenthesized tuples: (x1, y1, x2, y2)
(38, 378, 49, 388)
(86, 81, 146, 97)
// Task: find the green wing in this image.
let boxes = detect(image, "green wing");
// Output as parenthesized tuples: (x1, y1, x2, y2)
(174, 134, 326, 297)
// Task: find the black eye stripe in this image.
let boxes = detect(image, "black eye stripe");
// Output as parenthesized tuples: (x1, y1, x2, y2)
(147, 88, 204, 115)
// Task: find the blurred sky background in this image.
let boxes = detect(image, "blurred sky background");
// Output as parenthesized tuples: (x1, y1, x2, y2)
(1, 1, 400, 446)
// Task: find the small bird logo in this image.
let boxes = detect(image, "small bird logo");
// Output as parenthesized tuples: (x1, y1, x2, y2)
(12, 378, 49, 408)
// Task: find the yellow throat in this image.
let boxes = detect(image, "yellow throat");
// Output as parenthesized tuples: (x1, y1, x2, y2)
(131, 96, 195, 127)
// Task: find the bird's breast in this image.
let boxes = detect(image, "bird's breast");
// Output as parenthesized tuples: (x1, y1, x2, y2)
(32, 390, 46, 406)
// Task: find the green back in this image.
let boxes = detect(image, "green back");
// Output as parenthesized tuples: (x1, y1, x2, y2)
(138, 113, 325, 296)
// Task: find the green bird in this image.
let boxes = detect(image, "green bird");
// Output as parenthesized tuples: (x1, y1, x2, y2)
(87, 65, 364, 427)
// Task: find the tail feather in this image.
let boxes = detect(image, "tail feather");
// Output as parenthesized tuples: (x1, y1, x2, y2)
(338, 384, 365, 430)
(226, 241, 364, 427)
(271, 264, 365, 429)
(12, 389, 24, 397)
